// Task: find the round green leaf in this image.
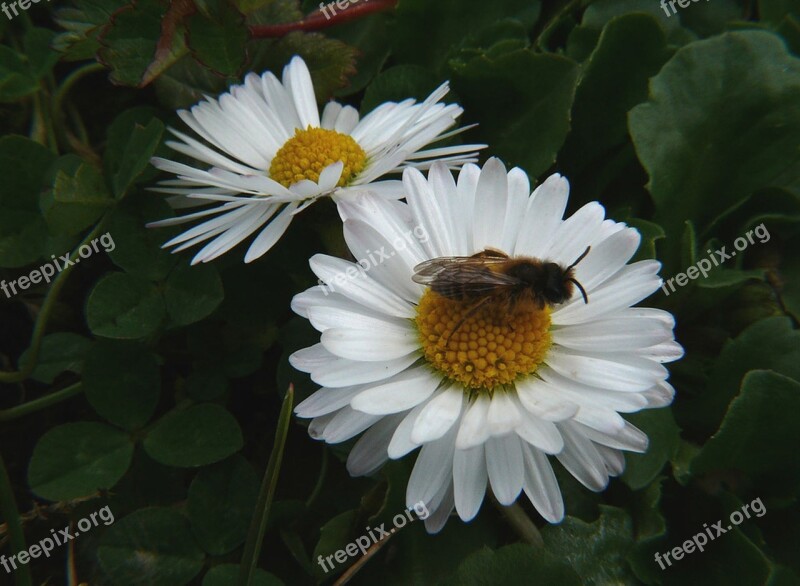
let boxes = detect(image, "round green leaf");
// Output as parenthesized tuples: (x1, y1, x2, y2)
(187, 456, 259, 555)
(19, 332, 92, 384)
(83, 340, 161, 430)
(165, 263, 224, 326)
(97, 508, 205, 586)
(86, 272, 165, 339)
(28, 422, 134, 501)
(105, 196, 179, 281)
(143, 404, 244, 467)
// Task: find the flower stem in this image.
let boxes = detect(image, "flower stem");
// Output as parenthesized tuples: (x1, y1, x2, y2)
(0, 382, 83, 422)
(239, 385, 294, 585)
(0, 220, 108, 385)
(494, 498, 544, 547)
(249, 0, 398, 38)
(0, 451, 33, 586)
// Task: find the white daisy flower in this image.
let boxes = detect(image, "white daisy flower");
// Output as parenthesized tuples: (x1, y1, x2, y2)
(290, 157, 683, 533)
(147, 56, 484, 264)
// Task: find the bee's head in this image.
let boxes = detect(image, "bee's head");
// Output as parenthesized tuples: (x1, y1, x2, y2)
(542, 263, 572, 304)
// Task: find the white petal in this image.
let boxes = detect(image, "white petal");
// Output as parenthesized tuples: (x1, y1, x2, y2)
(513, 174, 569, 257)
(486, 391, 522, 437)
(472, 157, 508, 252)
(321, 326, 418, 362)
(411, 388, 463, 444)
(350, 368, 440, 415)
(295, 385, 365, 418)
(322, 407, 382, 444)
(453, 444, 488, 522)
(521, 443, 564, 523)
(485, 435, 524, 505)
(455, 395, 491, 450)
(347, 415, 403, 476)
(244, 203, 297, 262)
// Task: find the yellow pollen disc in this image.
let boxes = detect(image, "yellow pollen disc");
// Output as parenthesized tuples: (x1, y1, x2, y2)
(415, 290, 552, 392)
(269, 126, 367, 188)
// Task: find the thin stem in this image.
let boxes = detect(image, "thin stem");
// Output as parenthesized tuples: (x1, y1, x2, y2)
(0, 383, 83, 422)
(305, 447, 329, 510)
(0, 220, 108, 384)
(239, 385, 294, 586)
(52, 63, 105, 119)
(494, 499, 544, 548)
(249, 0, 398, 38)
(52, 63, 105, 152)
(0, 451, 33, 586)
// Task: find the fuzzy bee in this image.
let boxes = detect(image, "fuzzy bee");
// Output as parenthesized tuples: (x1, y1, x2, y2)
(413, 247, 590, 339)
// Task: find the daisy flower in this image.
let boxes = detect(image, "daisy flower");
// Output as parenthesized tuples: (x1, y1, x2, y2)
(290, 157, 682, 533)
(147, 56, 484, 264)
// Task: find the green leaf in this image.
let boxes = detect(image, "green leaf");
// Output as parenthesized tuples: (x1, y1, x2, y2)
(45, 161, 113, 235)
(25, 28, 61, 79)
(97, 0, 190, 87)
(19, 332, 92, 384)
(451, 49, 579, 177)
(86, 272, 166, 339)
(311, 509, 358, 578)
(0, 211, 49, 269)
(97, 508, 205, 586)
(83, 340, 161, 430)
(0, 46, 38, 102)
(626, 219, 665, 262)
(629, 32, 800, 261)
(560, 14, 671, 171)
(248, 31, 358, 100)
(53, 0, 121, 61)
(187, 456, 259, 555)
(692, 370, 800, 483)
(622, 408, 681, 490)
(682, 316, 800, 433)
(361, 64, 442, 114)
(144, 404, 244, 467)
(444, 544, 582, 586)
(104, 108, 165, 198)
(203, 564, 283, 586)
(542, 506, 636, 585)
(154, 53, 233, 109)
(0, 135, 57, 210)
(0, 136, 57, 267)
(185, 367, 229, 401)
(391, 0, 540, 71)
(164, 263, 224, 326)
(329, 12, 392, 97)
(187, 0, 249, 77)
(28, 422, 134, 501)
(105, 196, 179, 281)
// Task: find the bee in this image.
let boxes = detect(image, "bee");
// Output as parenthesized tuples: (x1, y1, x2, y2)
(412, 247, 590, 340)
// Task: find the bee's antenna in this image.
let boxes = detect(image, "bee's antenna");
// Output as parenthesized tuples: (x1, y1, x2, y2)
(569, 278, 589, 304)
(567, 246, 591, 271)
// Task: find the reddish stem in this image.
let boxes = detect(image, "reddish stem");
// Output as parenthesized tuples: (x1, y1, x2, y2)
(249, 0, 398, 38)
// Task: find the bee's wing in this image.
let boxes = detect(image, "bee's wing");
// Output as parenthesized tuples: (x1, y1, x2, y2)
(412, 256, 520, 297)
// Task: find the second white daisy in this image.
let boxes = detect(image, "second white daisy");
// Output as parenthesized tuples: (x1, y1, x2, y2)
(148, 56, 484, 264)
(291, 158, 682, 532)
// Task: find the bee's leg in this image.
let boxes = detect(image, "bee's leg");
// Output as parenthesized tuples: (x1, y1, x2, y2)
(445, 296, 493, 345)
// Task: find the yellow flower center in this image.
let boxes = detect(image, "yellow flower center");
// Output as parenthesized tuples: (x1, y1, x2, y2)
(269, 127, 367, 188)
(416, 290, 552, 393)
